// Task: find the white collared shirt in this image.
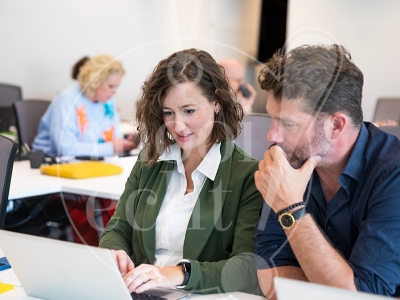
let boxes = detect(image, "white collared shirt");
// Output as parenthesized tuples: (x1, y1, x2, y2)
(154, 142, 221, 266)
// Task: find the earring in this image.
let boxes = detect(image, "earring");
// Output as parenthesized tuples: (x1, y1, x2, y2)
(215, 110, 219, 115)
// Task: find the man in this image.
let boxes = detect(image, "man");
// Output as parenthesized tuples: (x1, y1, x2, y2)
(219, 58, 257, 114)
(253, 44, 400, 299)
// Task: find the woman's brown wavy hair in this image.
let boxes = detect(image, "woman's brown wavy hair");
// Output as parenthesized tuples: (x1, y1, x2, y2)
(136, 48, 243, 165)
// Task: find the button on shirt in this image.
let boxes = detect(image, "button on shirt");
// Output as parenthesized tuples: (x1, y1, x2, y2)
(154, 142, 221, 266)
(254, 122, 400, 296)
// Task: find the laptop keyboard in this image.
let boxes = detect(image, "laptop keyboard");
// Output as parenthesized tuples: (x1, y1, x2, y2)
(130, 292, 167, 300)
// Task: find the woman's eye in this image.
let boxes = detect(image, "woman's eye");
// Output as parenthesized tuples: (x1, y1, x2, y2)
(184, 109, 195, 114)
(163, 111, 173, 116)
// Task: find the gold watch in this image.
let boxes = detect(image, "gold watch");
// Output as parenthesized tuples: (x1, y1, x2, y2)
(278, 207, 307, 230)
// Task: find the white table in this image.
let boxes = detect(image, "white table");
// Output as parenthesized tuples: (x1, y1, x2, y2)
(9, 156, 138, 201)
(0, 287, 264, 300)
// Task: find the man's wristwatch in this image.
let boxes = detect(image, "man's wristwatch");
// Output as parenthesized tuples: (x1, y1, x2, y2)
(176, 259, 191, 289)
(278, 207, 307, 230)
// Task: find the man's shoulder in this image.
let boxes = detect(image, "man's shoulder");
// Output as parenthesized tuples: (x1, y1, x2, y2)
(365, 123, 400, 160)
(361, 123, 400, 178)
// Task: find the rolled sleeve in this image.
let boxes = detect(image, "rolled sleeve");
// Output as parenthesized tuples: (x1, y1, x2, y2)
(254, 203, 300, 270)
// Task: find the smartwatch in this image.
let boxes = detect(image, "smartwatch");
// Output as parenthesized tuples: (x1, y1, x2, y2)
(278, 207, 307, 230)
(176, 259, 191, 289)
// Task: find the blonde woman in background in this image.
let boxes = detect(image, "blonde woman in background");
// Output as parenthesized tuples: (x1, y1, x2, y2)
(33, 54, 138, 157)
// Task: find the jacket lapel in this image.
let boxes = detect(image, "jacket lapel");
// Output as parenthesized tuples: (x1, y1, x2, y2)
(141, 161, 174, 263)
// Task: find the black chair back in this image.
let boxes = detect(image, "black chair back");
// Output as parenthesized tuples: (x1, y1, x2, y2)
(13, 99, 50, 155)
(0, 83, 22, 132)
(0, 83, 22, 106)
(373, 98, 400, 124)
(0, 135, 18, 229)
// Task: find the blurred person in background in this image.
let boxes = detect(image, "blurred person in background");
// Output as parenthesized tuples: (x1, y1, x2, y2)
(219, 58, 257, 114)
(33, 54, 138, 157)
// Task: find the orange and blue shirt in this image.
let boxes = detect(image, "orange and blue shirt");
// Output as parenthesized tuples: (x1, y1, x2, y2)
(33, 83, 123, 157)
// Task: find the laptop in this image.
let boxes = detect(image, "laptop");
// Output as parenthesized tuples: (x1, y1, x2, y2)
(0, 230, 190, 300)
(274, 277, 390, 300)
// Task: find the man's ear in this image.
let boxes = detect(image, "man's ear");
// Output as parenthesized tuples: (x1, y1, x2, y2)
(329, 113, 347, 139)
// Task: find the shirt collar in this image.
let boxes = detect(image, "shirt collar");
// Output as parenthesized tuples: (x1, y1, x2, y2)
(158, 142, 181, 162)
(340, 122, 368, 184)
(157, 142, 221, 181)
(310, 123, 368, 204)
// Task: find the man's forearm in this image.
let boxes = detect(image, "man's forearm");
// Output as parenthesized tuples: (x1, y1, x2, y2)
(257, 266, 307, 299)
(286, 214, 356, 290)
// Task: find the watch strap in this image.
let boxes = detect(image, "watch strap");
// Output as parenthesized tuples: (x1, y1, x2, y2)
(292, 207, 307, 220)
(176, 259, 191, 289)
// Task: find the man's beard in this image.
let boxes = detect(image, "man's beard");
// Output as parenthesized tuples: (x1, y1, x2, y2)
(279, 121, 332, 169)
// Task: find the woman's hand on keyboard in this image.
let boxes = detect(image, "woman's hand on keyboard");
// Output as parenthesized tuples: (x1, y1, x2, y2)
(111, 249, 135, 276)
(124, 264, 184, 294)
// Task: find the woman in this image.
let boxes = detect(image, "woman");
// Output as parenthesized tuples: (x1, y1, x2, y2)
(99, 49, 263, 295)
(33, 54, 137, 157)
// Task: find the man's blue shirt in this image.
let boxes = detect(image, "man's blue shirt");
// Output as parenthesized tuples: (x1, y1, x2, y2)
(254, 122, 400, 296)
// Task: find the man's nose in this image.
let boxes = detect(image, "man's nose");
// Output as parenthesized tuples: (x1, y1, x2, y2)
(267, 122, 284, 144)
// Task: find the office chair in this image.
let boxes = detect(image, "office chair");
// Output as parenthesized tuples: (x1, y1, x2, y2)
(0, 135, 18, 229)
(234, 113, 273, 160)
(379, 126, 400, 139)
(373, 98, 400, 124)
(10, 100, 73, 240)
(0, 83, 22, 132)
(0, 83, 22, 106)
(13, 99, 50, 159)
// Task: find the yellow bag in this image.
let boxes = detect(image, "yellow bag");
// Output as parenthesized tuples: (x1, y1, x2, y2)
(40, 161, 123, 179)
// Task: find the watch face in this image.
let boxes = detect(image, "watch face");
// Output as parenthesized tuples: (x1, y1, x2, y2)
(279, 213, 295, 229)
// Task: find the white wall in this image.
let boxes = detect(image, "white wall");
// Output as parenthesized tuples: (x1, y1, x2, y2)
(0, 0, 261, 120)
(2, 1, 398, 122)
(287, 0, 400, 121)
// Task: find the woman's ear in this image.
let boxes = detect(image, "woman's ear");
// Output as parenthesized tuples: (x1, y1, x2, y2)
(213, 88, 222, 114)
(214, 101, 221, 114)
